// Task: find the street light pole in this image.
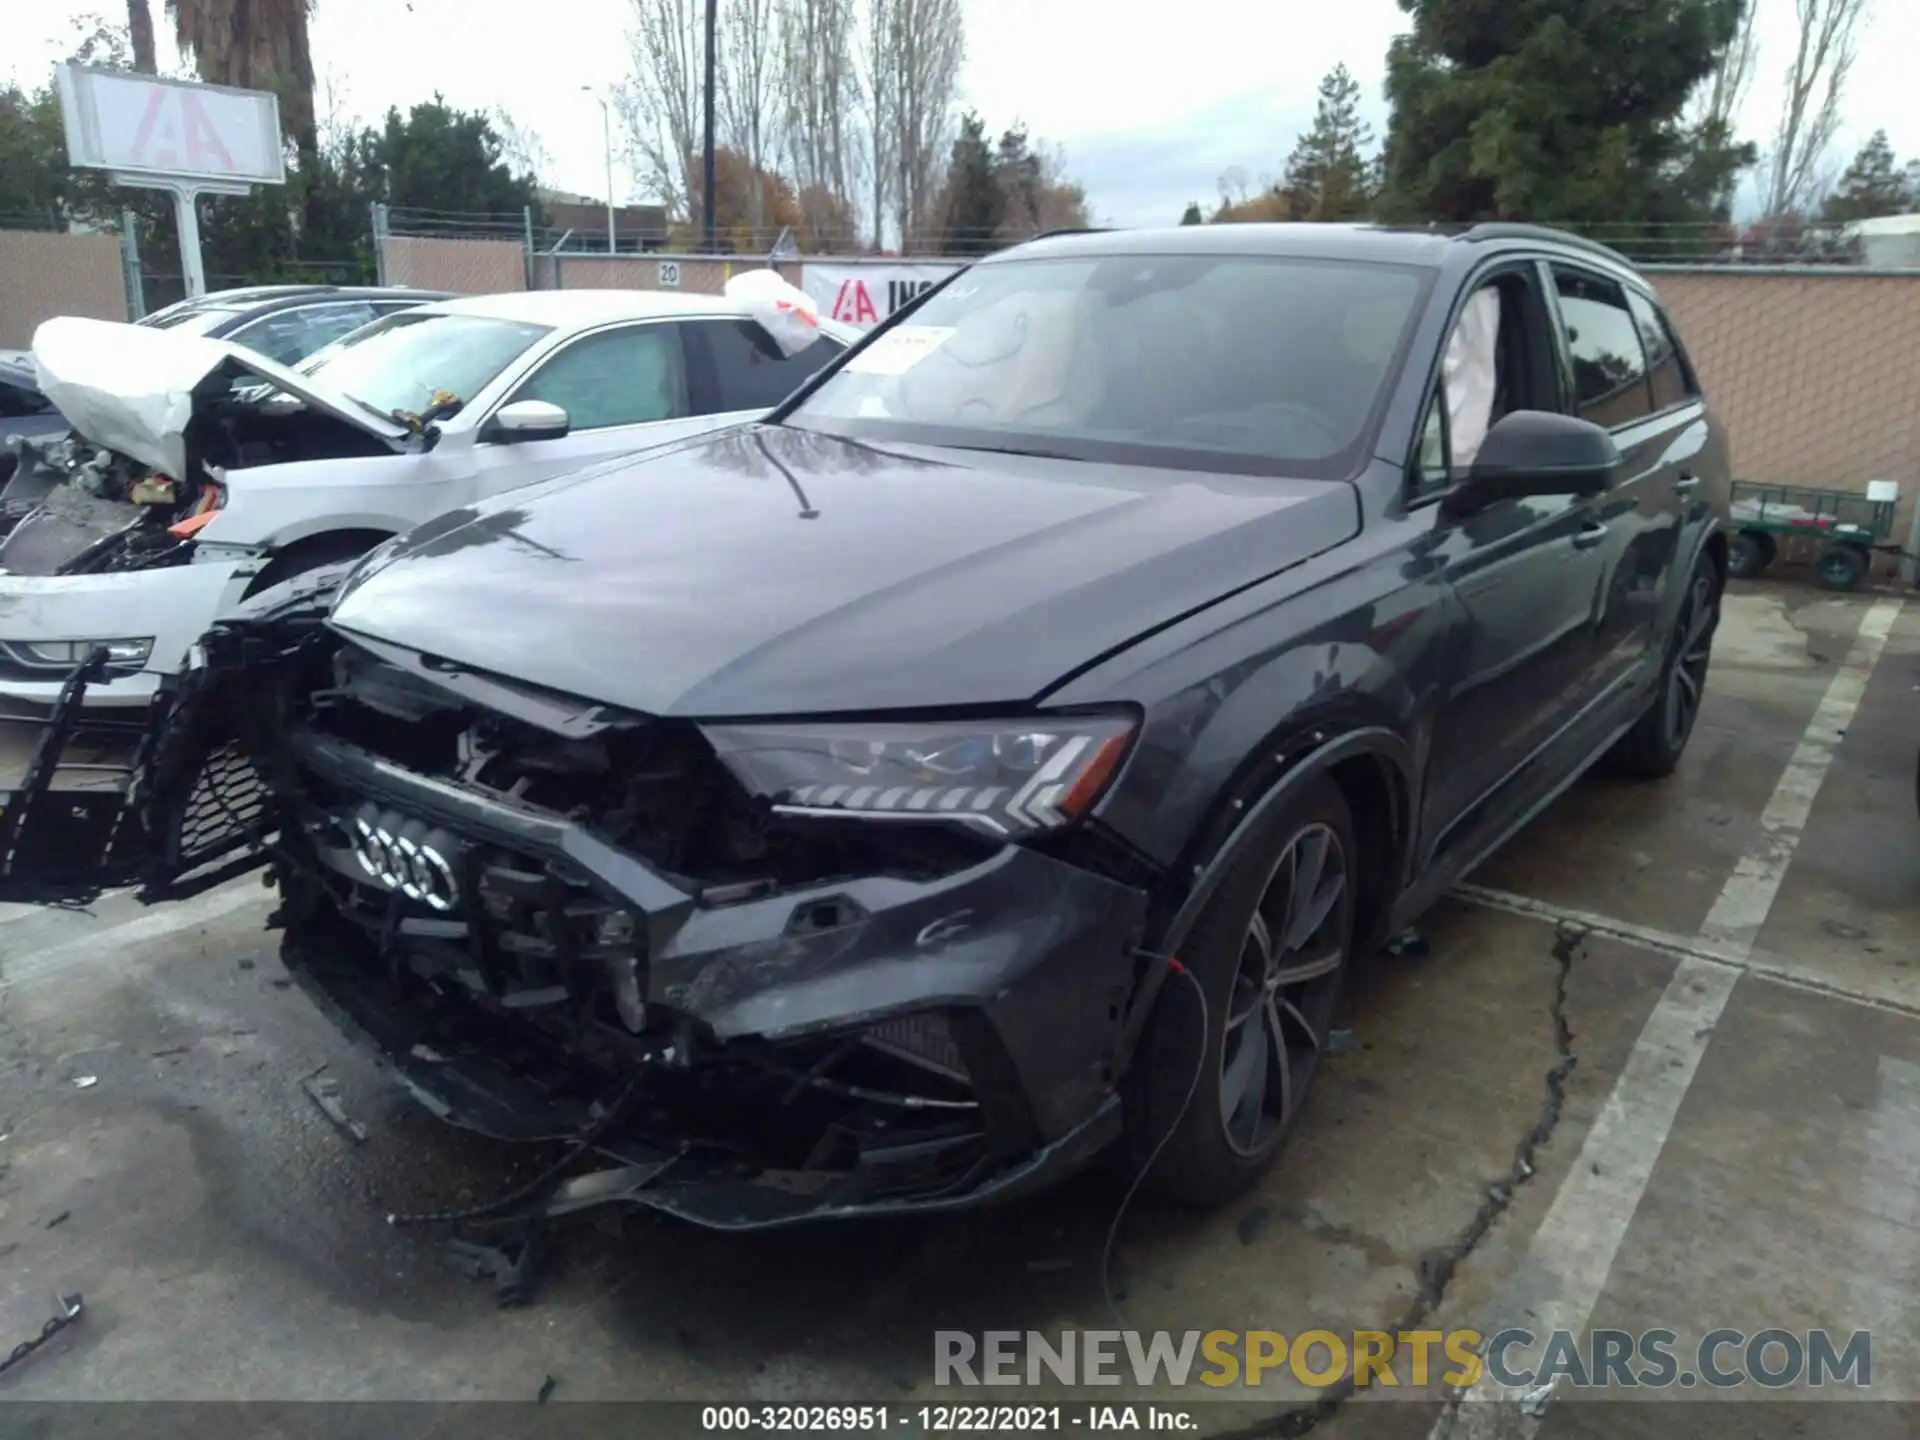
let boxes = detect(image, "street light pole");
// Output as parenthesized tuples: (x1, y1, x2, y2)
(702, 0, 718, 253)
(583, 86, 616, 254)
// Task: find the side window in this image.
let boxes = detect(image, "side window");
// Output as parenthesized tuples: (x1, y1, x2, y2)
(1624, 289, 1693, 412)
(1413, 393, 1450, 498)
(1411, 270, 1537, 501)
(693, 320, 844, 414)
(231, 303, 379, 365)
(1552, 270, 1653, 429)
(506, 324, 688, 431)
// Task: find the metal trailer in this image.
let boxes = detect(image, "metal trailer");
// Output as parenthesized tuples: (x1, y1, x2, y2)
(1725, 480, 1897, 592)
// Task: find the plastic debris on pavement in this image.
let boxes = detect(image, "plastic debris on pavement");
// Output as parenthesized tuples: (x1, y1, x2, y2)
(724, 268, 823, 357)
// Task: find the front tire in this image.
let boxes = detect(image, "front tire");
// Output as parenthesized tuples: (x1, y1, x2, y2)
(1126, 775, 1356, 1207)
(1609, 558, 1720, 779)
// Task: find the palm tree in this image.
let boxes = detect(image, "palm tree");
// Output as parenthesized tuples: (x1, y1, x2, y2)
(127, 0, 158, 73)
(165, 0, 318, 158)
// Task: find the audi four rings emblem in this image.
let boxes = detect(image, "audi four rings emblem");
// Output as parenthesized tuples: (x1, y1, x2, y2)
(347, 805, 463, 912)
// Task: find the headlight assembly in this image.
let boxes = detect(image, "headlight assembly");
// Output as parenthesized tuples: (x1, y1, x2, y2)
(10, 638, 153, 669)
(703, 715, 1136, 838)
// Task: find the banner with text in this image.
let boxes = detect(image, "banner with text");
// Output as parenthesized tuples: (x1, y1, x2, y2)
(802, 263, 963, 329)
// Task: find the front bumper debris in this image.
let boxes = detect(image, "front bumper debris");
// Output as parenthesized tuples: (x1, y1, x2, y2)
(0, 652, 268, 904)
(277, 723, 1154, 1228)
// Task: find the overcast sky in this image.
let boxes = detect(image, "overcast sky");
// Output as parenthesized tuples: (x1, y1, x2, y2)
(8, 0, 1919, 228)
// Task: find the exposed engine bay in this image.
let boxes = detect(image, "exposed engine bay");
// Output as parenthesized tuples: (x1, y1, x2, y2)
(0, 390, 390, 578)
(1, 568, 1152, 1228)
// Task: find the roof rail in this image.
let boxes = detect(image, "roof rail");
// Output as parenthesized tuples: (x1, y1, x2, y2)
(1027, 227, 1113, 241)
(1462, 222, 1635, 266)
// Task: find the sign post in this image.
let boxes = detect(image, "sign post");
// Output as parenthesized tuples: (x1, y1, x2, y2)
(56, 64, 286, 299)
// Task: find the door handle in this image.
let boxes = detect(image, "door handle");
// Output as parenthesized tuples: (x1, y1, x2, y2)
(1674, 473, 1701, 492)
(1572, 520, 1612, 549)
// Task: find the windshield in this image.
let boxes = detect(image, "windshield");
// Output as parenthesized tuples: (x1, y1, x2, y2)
(786, 254, 1431, 475)
(140, 306, 244, 336)
(301, 312, 551, 420)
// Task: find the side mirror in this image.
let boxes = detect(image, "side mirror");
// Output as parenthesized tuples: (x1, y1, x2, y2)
(1443, 411, 1621, 517)
(485, 399, 570, 443)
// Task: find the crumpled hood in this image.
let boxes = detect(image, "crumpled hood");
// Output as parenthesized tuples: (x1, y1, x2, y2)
(327, 425, 1361, 717)
(30, 315, 409, 477)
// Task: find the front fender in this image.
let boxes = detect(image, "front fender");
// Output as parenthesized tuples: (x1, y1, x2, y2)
(1060, 548, 1455, 871)
(195, 453, 453, 551)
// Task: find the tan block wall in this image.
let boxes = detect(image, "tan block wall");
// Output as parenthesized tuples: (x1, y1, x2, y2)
(1648, 270, 1920, 550)
(381, 236, 527, 294)
(0, 230, 128, 347)
(548, 254, 803, 292)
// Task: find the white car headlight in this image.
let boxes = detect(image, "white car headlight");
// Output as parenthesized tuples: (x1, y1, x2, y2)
(703, 715, 1136, 838)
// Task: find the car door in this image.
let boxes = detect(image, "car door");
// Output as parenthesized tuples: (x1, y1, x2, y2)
(683, 319, 847, 419)
(1546, 266, 1705, 695)
(1416, 260, 1616, 860)
(466, 321, 721, 499)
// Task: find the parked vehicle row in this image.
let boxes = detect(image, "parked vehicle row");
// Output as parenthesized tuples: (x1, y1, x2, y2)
(0, 226, 1732, 1229)
(0, 285, 855, 710)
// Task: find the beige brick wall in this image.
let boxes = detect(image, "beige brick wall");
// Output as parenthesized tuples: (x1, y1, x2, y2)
(1649, 269, 1920, 550)
(381, 236, 527, 294)
(0, 230, 127, 348)
(549, 254, 803, 292)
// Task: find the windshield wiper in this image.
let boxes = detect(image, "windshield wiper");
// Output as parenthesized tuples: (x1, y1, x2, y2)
(937, 441, 1087, 463)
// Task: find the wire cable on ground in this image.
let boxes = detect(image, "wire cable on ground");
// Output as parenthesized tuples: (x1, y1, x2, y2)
(1101, 954, 1208, 1327)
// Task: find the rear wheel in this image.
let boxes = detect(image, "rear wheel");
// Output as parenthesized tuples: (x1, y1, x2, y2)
(1815, 544, 1867, 592)
(1609, 558, 1719, 779)
(1727, 531, 1772, 580)
(1127, 775, 1355, 1206)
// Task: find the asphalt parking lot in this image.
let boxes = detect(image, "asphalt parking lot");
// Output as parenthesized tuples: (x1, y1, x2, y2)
(1, 579, 1917, 1434)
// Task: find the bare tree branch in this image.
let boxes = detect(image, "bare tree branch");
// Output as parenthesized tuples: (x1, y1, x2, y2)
(888, 0, 963, 249)
(721, 0, 782, 228)
(1766, 0, 1868, 216)
(779, 0, 859, 242)
(1695, 0, 1759, 134)
(856, 0, 898, 247)
(616, 0, 706, 217)
(488, 106, 553, 185)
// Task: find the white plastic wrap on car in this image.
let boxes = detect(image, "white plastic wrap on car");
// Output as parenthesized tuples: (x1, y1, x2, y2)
(724, 268, 825, 357)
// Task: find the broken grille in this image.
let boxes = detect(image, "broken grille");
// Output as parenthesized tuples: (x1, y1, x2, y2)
(166, 736, 271, 876)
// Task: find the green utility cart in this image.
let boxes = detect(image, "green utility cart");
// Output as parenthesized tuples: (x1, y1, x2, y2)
(1726, 480, 1898, 591)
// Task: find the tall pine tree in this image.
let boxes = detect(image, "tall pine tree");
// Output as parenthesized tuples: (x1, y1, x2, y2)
(940, 113, 1004, 256)
(1821, 131, 1918, 223)
(1379, 0, 1755, 233)
(1281, 64, 1379, 222)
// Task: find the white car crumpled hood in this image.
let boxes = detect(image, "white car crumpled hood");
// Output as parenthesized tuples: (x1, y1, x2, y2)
(29, 315, 410, 478)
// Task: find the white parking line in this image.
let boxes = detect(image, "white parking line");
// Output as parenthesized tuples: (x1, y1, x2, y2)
(0, 882, 270, 992)
(1434, 596, 1903, 1435)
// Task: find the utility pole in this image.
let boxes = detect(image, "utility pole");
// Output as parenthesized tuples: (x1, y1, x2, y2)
(582, 86, 616, 254)
(702, 0, 718, 253)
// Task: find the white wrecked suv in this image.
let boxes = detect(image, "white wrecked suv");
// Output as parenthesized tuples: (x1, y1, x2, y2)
(0, 284, 855, 710)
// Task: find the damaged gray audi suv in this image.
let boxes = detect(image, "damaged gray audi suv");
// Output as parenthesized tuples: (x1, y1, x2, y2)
(1, 224, 1730, 1226)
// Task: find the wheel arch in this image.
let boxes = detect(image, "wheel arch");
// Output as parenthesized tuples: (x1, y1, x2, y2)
(242, 526, 395, 598)
(1155, 721, 1414, 962)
